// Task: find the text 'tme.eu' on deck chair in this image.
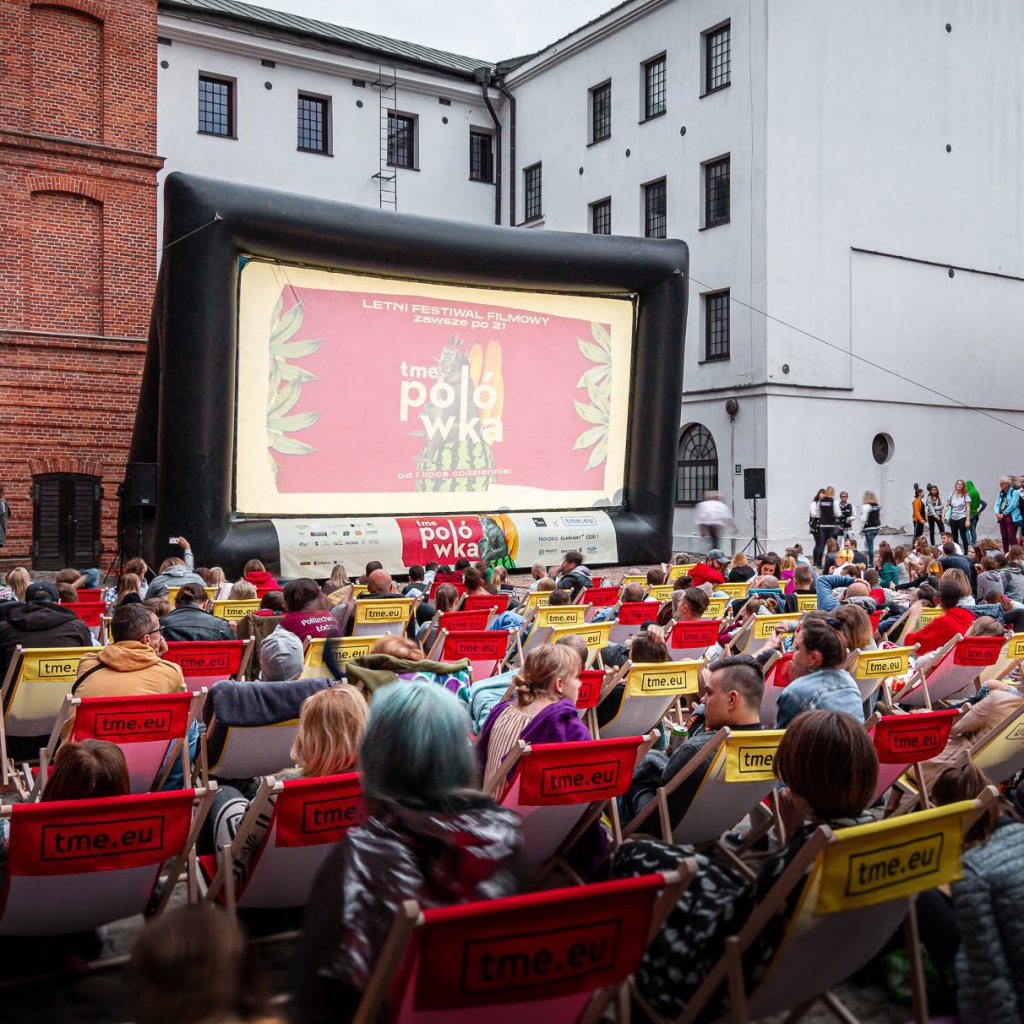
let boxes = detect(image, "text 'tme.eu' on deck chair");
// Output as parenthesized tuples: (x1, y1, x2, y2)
(663, 793, 996, 1024)
(0, 786, 215, 937)
(204, 772, 364, 913)
(597, 661, 701, 740)
(484, 734, 656, 879)
(32, 690, 205, 799)
(441, 630, 508, 683)
(352, 865, 698, 1024)
(622, 728, 786, 850)
(666, 619, 721, 662)
(162, 639, 253, 693)
(302, 635, 383, 678)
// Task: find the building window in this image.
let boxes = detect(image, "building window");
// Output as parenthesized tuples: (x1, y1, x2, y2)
(703, 155, 730, 226)
(644, 178, 666, 238)
(387, 112, 416, 168)
(198, 74, 233, 136)
(524, 163, 542, 221)
(590, 197, 611, 234)
(643, 54, 666, 119)
(590, 81, 611, 142)
(676, 424, 718, 506)
(704, 22, 731, 93)
(705, 290, 731, 360)
(297, 94, 329, 153)
(469, 129, 494, 182)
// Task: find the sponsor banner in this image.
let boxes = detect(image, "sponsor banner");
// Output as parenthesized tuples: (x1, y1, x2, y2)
(441, 610, 493, 632)
(723, 731, 784, 782)
(273, 509, 618, 579)
(646, 585, 674, 602)
(442, 632, 507, 661)
(715, 581, 750, 599)
(752, 614, 799, 641)
(304, 636, 380, 670)
(236, 263, 634, 516)
(352, 599, 413, 626)
(667, 564, 697, 581)
(855, 647, 914, 680)
(815, 802, 971, 913)
(7, 791, 194, 876)
(703, 598, 728, 619)
(585, 586, 620, 607)
(616, 601, 660, 626)
(535, 605, 588, 629)
(918, 607, 942, 625)
(795, 592, 818, 612)
(626, 661, 699, 697)
(274, 774, 365, 847)
(872, 710, 958, 764)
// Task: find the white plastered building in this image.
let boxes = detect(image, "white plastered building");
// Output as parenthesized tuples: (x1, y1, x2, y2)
(157, 0, 1024, 555)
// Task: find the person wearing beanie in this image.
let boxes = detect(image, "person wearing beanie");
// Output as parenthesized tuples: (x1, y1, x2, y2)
(260, 628, 305, 682)
(0, 580, 93, 683)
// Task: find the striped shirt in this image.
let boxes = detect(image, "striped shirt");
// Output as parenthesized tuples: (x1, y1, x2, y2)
(484, 705, 533, 801)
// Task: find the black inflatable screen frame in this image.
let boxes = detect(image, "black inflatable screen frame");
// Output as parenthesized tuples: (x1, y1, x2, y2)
(129, 172, 688, 575)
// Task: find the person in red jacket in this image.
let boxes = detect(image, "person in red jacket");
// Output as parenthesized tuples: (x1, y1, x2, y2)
(689, 549, 727, 589)
(242, 558, 280, 592)
(903, 576, 975, 655)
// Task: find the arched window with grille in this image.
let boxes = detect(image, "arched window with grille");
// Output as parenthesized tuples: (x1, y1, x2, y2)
(676, 424, 718, 506)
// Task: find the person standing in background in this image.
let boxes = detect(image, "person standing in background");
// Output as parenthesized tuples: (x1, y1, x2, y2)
(965, 480, 987, 548)
(809, 488, 824, 567)
(912, 486, 926, 543)
(925, 484, 944, 546)
(995, 477, 1021, 553)
(862, 490, 881, 563)
(0, 485, 9, 549)
(694, 491, 734, 552)
(945, 479, 970, 552)
(837, 491, 855, 540)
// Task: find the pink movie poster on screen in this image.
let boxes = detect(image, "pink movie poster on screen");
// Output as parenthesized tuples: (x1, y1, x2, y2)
(235, 263, 635, 517)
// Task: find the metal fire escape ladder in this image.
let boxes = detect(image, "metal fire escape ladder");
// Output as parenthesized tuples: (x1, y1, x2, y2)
(372, 64, 398, 210)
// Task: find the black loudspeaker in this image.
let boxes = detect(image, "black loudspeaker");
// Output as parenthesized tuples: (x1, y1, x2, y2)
(743, 468, 766, 500)
(123, 462, 157, 507)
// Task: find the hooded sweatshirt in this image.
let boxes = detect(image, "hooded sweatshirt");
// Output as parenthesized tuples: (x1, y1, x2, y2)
(244, 569, 280, 591)
(73, 640, 185, 698)
(146, 563, 206, 598)
(294, 794, 521, 1024)
(1001, 564, 1024, 604)
(0, 601, 94, 681)
(556, 563, 593, 598)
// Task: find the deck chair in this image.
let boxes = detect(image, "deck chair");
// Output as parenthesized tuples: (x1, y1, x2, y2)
(715, 581, 750, 600)
(574, 666, 628, 734)
(622, 728, 785, 848)
(484, 735, 655, 874)
(166, 586, 217, 605)
(846, 645, 917, 708)
(60, 600, 105, 638)
(979, 631, 1024, 685)
(439, 609, 494, 633)
(353, 866, 697, 1024)
(352, 597, 416, 637)
(583, 585, 621, 620)
(667, 619, 720, 661)
(668, 795, 995, 1024)
(745, 613, 802, 656)
(621, 574, 648, 588)
(608, 602, 663, 645)
(598, 661, 701, 739)
(794, 592, 818, 612)
(461, 593, 507, 615)
(441, 630, 507, 682)
(646, 585, 675, 602)
(37, 690, 204, 797)
(534, 604, 591, 629)
(0, 786, 215, 936)
(211, 598, 261, 622)
(200, 677, 334, 781)
(759, 652, 795, 727)
(548, 622, 613, 668)
(519, 589, 552, 612)
(703, 597, 729, 619)
(867, 708, 960, 808)
(668, 563, 697, 580)
(75, 588, 106, 602)
(1, 645, 95, 783)
(162, 638, 253, 692)
(900, 634, 1004, 708)
(302, 635, 383, 678)
(969, 701, 1024, 783)
(205, 772, 364, 912)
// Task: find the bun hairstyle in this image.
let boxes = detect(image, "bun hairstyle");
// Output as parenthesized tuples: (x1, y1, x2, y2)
(513, 645, 581, 708)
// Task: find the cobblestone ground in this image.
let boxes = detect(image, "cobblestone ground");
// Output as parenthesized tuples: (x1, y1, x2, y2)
(2, 560, 913, 1022)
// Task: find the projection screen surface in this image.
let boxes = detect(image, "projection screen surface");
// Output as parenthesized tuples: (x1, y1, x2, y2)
(236, 260, 636, 517)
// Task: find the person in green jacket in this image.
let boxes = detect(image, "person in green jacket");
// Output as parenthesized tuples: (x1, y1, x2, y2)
(966, 480, 987, 548)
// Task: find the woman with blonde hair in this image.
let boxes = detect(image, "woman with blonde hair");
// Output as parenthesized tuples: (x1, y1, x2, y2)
(727, 551, 755, 583)
(944, 478, 970, 553)
(4, 566, 30, 603)
(228, 579, 257, 600)
(206, 566, 233, 600)
(861, 490, 881, 562)
(476, 644, 588, 799)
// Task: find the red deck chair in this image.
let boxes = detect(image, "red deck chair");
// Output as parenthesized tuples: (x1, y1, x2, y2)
(590, 575, 604, 587)
(868, 709, 960, 808)
(0, 786, 214, 935)
(162, 639, 254, 693)
(60, 600, 105, 636)
(461, 593, 506, 615)
(608, 601, 662, 645)
(574, 667, 628, 735)
(667, 619, 721, 661)
(583, 585, 620, 620)
(205, 772, 364, 912)
(39, 691, 204, 796)
(439, 609, 493, 633)
(353, 868, 696, 1024)
(900, 635, 1004, 708)
(75, 589, 106, 602)
(869, 610, 884, 632)
(485, 735, 652, 873)
(759, 651, 795, 727)
(440, 630, 507, 682)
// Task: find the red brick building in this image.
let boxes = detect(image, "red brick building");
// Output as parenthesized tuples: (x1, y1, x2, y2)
(0, 0, 161, 569)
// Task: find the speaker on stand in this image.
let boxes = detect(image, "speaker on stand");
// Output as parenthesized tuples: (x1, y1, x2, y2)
(742, 468, 766, 557)
(106, 463, 158, 584)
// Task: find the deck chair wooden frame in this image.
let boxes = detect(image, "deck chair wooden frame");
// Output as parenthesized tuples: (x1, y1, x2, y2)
(29, 690, 205, 800)
(658, 792, 998, 1024)
(845, 644, 918, 710)
(596, 660, 701, 740)
(899, 634, 1004, 709)
(205, 772, 364, 912)
(162, 638, 254, 692)
(978, 632, 1022, 686)
(0, 784, 216, 937)
(574, 664, 628, 735)
(621, 728, 786, 853)
(968, 701, 1024, 784)
(352, 864, 698, 1024)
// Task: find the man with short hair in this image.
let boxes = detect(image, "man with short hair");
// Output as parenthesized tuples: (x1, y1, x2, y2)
(774, 617, 864, 727)
(360, 568, 435, 627)
(939, 541, 974, 580)
(675, 587, 710, 620)
(782, 565, 816, 613)
(689, 549, 727, 589)
(554, 551, 593, 599)
(621, 655, 764, 823)
(940, 531, 963, 556)
(0, 581, 94, 681)
(527, 561, 549, 593)
(160, 582, 235, 642)
(402, 564, 427, 596)
(902, 576, 976, 655)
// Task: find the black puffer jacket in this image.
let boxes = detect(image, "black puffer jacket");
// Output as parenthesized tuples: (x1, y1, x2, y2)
(0, 601, 93, 681)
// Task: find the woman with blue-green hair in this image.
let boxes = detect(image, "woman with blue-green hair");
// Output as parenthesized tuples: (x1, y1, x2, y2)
(294, 682, 522, 1024)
